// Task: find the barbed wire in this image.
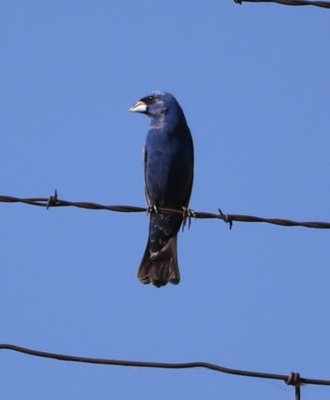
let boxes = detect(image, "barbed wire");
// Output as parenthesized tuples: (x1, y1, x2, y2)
(234, 0, 330, 8)
(1, 344, 330, 400)
(1, 192, 330, 230)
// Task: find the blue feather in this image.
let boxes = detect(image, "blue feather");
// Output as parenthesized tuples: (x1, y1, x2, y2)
(130, 91, 194, 287)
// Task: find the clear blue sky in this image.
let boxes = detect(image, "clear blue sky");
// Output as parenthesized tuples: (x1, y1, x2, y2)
(1, 1, 330, 399)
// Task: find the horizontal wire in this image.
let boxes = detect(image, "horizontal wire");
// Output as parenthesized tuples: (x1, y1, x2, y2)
(233, 0, 330, 8)
(1, 192, 330, 230)
(1, 344, 330, 388)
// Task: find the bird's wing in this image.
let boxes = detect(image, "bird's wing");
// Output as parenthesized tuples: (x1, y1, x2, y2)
(183, 134, 194, 207)
(143, 147, 152, 208)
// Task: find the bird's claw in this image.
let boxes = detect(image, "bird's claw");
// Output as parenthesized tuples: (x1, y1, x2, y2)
(182, 207, 195, 231)
(147, 205, 159, 215)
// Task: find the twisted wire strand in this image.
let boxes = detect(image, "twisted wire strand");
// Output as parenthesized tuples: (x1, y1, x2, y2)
(234, 0, 330, 8)
(1, 193, 330, 230)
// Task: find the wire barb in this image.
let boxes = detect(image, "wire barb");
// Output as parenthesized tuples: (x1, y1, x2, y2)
(233, 0, 330, 8)
(219, 208, 234, 230)
(46, 189, 58, 209)
(1, 193, 330, 230)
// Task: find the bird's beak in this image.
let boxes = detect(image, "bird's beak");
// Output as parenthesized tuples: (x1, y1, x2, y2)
(129, 100, 148, 113)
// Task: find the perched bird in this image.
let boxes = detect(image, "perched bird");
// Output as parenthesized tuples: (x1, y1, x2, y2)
(129, 91, 194, 287)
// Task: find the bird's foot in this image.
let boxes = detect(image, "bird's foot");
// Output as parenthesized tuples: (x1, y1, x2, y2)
(182, 207, 196, 230)
(147, 205, 159, 215)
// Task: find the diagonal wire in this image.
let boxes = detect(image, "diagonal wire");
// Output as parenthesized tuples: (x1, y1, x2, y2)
(0, 192, 330, 230)
(233, 0, 330, 8)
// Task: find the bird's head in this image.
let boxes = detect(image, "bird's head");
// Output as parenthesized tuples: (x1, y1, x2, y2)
(129, 91, 181, 119)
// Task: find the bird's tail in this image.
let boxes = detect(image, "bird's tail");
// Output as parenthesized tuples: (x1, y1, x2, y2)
(137, 237, 180, 287)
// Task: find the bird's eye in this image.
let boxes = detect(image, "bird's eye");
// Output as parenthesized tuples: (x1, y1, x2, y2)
(140, 95, 156, 105)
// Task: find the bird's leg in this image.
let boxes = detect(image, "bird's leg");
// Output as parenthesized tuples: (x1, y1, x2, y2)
(182, 207, 196, 231)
